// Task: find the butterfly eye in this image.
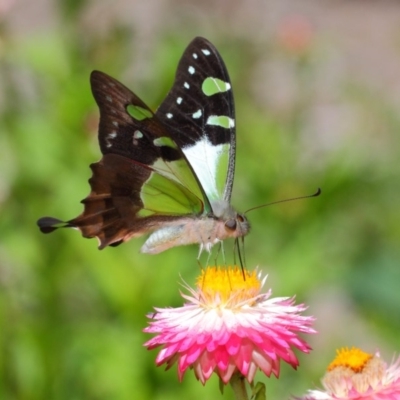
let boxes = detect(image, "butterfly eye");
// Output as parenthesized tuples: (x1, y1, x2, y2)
(225, 219, 237, 231)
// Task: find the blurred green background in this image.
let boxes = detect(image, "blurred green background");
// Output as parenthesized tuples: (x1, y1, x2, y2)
(1, 0, 400, 399)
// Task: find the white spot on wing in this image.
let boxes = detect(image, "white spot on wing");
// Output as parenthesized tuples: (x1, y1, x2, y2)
(183, 137, 229, 200)
(133, 131, 143, 146)
(192, 53, 198, 59)
(192, 109, 202, 119)
(188, 66, 195, 75)
(184, 82, 190, 89)
(201, 49, 211, 56)
(166, 113, 173, 119)
(177, 97, 182, 104)
(106, 95, 113, 103)
(105, 131, 117, 147)
(112, 121, 118, 127)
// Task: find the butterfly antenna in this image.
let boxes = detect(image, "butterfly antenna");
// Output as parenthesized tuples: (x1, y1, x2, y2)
(245, 188, 321, 214)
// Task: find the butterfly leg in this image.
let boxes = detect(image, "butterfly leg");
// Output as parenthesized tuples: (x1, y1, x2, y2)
(212, 242, 221, 266)
(219, 241, 226, 266)
(205, 250, 213, 268)
(198, 243, 212, 268)
(233, 238, 238, 266)
(233, 238, 245, 276)
(197, 243, 204, 259)
(240, 236, 247, 269)
(235, 238, 246, 279)
(197, 258, 205, 270)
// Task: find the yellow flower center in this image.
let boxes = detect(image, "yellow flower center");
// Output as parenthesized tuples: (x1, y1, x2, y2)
(196, 266, 261, 306)
(327, 347, 373, 373)
(323, 347, 386, 396)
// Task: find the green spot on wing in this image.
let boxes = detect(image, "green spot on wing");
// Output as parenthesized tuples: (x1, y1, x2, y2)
(202, 77, 231, 96)
(127, 105, 153, 120)
(207, 115, 234, 129)
(153, 137, 178, 149)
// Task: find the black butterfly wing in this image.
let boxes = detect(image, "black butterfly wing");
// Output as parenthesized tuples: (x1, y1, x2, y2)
(156, 37, 236, 203)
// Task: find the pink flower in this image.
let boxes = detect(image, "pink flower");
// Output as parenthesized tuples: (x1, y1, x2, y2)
(144, 266, 315, 384)
(298, 347, 400, 400)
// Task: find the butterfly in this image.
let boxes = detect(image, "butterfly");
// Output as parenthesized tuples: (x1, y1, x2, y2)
(37, 37, 250, 255)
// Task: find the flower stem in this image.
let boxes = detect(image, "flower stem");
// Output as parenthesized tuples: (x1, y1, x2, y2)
(230, 373, 249, 400)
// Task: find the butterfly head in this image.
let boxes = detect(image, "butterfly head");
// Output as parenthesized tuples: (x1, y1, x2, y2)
(211, 200, 250, 239)
(224, 212, 250, 238)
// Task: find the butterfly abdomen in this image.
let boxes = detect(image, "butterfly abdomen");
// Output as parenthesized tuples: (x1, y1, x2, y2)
(141, 211, 249, 254)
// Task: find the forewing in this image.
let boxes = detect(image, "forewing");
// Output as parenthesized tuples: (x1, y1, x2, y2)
(156, 37, 236, 203)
